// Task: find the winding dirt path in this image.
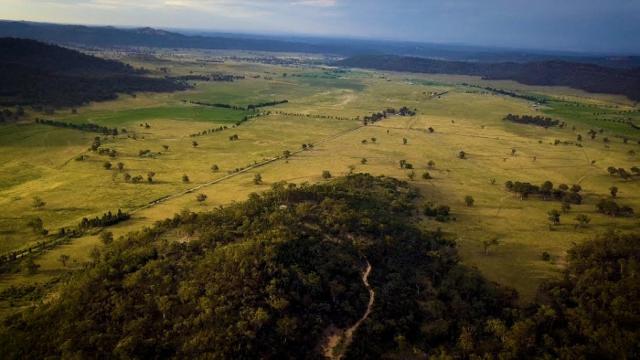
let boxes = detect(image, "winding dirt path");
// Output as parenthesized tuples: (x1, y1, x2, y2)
(323, 260, 374, 360)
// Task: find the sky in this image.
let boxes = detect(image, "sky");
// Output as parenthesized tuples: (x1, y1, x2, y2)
(2, 0, 640, 54)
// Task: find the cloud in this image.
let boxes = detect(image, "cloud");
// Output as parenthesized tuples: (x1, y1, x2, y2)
(291, 0, 337, 7)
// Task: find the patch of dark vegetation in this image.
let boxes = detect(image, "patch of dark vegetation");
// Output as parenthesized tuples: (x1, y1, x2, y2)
(35, 118, 119, 135)
(505, 180, 583, 204)
(0, 105, 25, 122)
(504, 114, 563, 128)
(363, 106, 416, 125)
(0, 38, 190, 107)
(423, 201, 452, 222)
(336, 55, 640, 101)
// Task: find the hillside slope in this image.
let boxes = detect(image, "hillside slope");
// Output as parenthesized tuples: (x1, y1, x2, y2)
(0, 38, 188, 107)
(336, 55, 640, 101)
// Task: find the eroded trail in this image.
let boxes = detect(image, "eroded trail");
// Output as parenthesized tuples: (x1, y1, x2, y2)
(323, 260, 374, 360)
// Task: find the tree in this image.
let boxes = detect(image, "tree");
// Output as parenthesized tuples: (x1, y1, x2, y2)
(399, 160, 406, 169)
(192, 141, 198, 148)
(100, 231, 114, 245)
(561, 202, 571, 213)
(282, 150, 291, 159)
(27, 217, 44, 234)
(162, 145, 169, 151)
(482, 238, 500, 255)
(371, 137, 377, 143)
(407, 170, 415, 180)
(123, 173, 132, 182)
(58, 254, 70, 267)
(548, 209, 561, 226)
(21, 258, 40, 275)
(147, 171, 156, 183)
(361, 139, 368, 144)
(511, 148, 516, 156)
(610, 186, 618, 198)
(422, 172, 432, 180)
(464, 195, 474, 207)
(103, 161, 112, 170)
(427, 160, 435, 169)
(571, 184, 582, 193)
(347, 165, 356, 174)
(402, 137, 408, 145)
(607, 166, 618, 176)
(458, 150, 466, 159)
(117, 162, 125, 171)
(253, 173, 263, 185)
(182, 174, 190, 183)
(31, 196, 46, 209)
(321, 170, 332, 179)
(360, 158, 367, 165)
(211, 164, 219, 172)
(196, 193, 207, 203)
(574, 214, 591, 228)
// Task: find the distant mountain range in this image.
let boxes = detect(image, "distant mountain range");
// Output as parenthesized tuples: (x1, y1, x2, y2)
(0, 38, 187, 107)
(1, 20, 640, 68)
(336, 55, 640, 101)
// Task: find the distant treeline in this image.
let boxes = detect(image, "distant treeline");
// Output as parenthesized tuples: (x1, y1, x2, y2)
(464, 84, 548, 103)
(0, 106, 25, 122)
(363, 106, 416, 125)
(503, 114, 562, 128)
(171, 73, 245, 82)
(336, 55, 640, 101)
(0, 38, 189, 107)
(78, 209, 130, 230)
(505, 180, 583, 204)
(273, 111, 356, 121)
(36, 118, 119, 135)
(187, 99, 288, 111)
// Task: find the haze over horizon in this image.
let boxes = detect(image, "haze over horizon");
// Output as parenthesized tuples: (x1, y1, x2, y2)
(2, 0, 640, 54)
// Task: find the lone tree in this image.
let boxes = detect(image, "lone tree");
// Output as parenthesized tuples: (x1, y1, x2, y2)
(196, 193, 208, 203)
(182, 174, 190, 183)
(511, 148, 516, 156)
(574, 214, 591, 229)
(31, 196, 46, 209)
(610, 186, 619, 198)
(211, 164, 219, 172)
(422, 171, 432, 180)
(22, 258, 40, 275)
(458, 151, 466, 159)
(162, 145, 169, 151)
(192, 141, 199, 148)
(100, 231, 114, 245)
(464, 195, 475, 207)
(58, 254, 70, 267)
(282, 150, 291, 159)
(117, 162, 125, 171)
(322, 170, 332, 179)
(27, 217, 44, 234)
(403, 137, 408, 145)
(482, 238, 500, 255)
(103, 161, 112, 170)
(253, 173, 263, 185)
(427, 160, 435, 169)
(360, 158, 367, 165)
(548, 209, 561, 226)
(147, 171, 156, 183)
(371, 137, 377, 143)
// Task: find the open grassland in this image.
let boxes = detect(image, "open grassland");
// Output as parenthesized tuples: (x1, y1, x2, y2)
(0, 51, 638, 316)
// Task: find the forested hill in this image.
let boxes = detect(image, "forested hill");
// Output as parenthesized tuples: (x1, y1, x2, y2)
(2, 174, 639, 358)
(0, 38, 188, 107)
(336, 55, 640, 101)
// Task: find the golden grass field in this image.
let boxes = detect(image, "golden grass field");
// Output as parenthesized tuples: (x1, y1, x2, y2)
(0, 50, 638, 315)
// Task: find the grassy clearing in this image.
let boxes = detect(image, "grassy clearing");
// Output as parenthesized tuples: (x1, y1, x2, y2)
(1, 51, 638, 311)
